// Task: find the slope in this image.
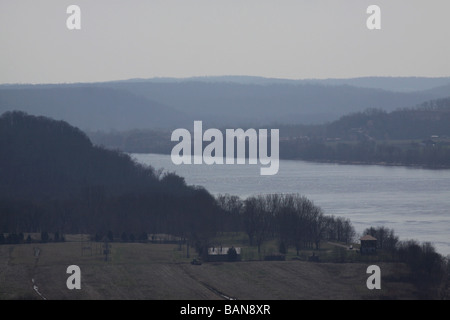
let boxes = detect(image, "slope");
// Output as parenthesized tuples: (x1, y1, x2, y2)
(0, 86, 189, 131)
(102, 79, 446, 126)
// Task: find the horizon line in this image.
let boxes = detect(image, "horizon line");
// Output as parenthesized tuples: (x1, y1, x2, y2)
(2, 74, 450, 86)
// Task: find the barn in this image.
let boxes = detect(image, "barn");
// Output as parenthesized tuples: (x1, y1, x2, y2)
(360, 235, 377, 255)
(207, 246, 241, 262)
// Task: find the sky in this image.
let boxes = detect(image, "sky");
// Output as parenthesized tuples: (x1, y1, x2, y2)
(1, 0, 450, 84)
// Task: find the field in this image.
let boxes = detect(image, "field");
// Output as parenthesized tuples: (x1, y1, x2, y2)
(0, 236, 421, 300)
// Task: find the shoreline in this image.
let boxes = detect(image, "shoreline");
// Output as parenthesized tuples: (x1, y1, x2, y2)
(129, 151, 450, 170)
(291, 158, 450, 170)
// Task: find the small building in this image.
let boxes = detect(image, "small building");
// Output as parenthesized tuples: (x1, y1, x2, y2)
(207, 246, 241, 262)
(360, 235, 377, 255)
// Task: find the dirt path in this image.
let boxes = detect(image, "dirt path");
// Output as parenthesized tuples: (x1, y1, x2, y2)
(180, 264, 236, 300)
(31, 247, 47, 300)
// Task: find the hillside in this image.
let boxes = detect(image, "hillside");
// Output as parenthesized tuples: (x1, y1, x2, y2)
(0, 86, 189, 131)
(2, 76, 450, 131)
(324, 98, 450, 140)
(87, 97, 450, 168)
(108, 75, 450, 92)
(279, 98, 450, 167)
(0, 111, 221, 236)
(0, 241, 422, 300)
(101, 80, 444, 126)
(1, 112, 448, 301)
(0, 111, 161, 200)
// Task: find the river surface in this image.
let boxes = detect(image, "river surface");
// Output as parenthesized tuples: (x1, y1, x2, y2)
(131, 153, 450, 256)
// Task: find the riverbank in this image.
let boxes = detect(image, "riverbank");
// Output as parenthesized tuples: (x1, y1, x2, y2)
(132, 153, 450, 257)
(287, 158, 450, 170)
(129, 150, 450, 171)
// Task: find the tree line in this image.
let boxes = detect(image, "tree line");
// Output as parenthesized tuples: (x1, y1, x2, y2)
(216, 193, 355, 255)
(87, 98, 450, 168)
(0, 111, 356, 258)
(362, 226, 448, 299)
(278, 100, 450, 167)
(1, 111, 448, 298)
(280, 139, 450, 168)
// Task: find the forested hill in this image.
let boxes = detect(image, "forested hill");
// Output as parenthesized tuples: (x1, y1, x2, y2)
(323, 97, 450, 140)
(278, 98, 450, 167)
(89, 97, 450, 152)
(0, 86, 189, 131)
(0, 111, 162, 200)
(88, 97, 450, 168)
(2, 77, 450, 130)
(0, 111, 221, 236)
(100, 79, 446, 126)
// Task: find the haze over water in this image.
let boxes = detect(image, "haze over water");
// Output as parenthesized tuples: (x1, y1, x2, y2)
(132, 153, 450, 256)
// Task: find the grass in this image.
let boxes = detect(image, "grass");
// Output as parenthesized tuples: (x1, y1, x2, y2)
(0, 235, 428, 300)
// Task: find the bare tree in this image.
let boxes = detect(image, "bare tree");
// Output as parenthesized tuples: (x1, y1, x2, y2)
(243, 195, 277, 255)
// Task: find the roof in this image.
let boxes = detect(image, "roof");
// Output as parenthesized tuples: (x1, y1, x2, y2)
(360, 235, 377, 241)
(208, 247, 241, 255)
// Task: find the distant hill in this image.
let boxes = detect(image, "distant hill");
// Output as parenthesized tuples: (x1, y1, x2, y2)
(2, 76, 450, 131)
(325, 97, 450, 140)
(0, 86, 189, 131)
(87, 97, 450, 168)
(109, 75, 450, 92)
(101, 79, 449, 127)
(421, 83, 450, 97)
(277, 98, 450, 167)
(302, 76, 450, 92)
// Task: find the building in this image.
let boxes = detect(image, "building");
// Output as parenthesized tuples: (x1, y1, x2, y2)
(360, 235, 377, 255)
(207, 246, 241, 262)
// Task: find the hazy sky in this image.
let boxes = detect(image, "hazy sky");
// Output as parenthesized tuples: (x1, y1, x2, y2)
(1, 0, 450, 84)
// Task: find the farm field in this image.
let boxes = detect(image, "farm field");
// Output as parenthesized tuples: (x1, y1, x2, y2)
(0, 239, 419, 300)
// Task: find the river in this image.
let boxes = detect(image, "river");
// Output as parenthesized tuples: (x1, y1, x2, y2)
(131, 153, 450, 256)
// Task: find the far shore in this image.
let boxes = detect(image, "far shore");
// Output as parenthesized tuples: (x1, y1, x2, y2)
(130, 151, 450, 170)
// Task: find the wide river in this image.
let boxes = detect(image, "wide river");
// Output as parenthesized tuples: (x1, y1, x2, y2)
(131, 153, 450, 256)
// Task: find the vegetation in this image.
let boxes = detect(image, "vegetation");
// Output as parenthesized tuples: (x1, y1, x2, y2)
(88, 97, 450, 168)
(0, 241, 428, 300)
(0, 112, 356, 260)
(5, 78, 446, 132)
(279, 99, 450, 167)
(223, 193, 355, 254)
(0, 112, 221, 257)
(0, 86, 184, 131)
(0, 111, 448, 299)
(358, 226, 448, 299)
